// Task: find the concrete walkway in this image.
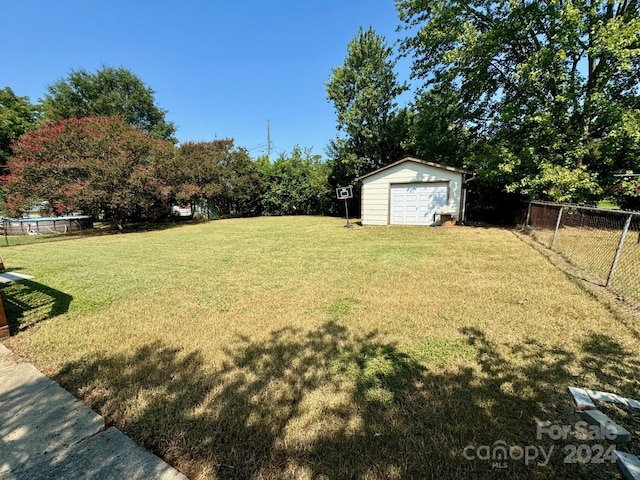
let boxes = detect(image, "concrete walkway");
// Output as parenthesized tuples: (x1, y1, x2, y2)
(0, 343, 188, 480)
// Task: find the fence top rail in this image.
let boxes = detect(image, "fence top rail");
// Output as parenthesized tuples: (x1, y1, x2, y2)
(529, 200, 640, 216)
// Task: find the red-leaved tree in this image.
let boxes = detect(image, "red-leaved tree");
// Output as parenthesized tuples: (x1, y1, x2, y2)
(174, 140, 263, 218)
(4, 115, 175, 229)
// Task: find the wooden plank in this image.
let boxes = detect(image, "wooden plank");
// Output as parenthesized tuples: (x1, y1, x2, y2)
(568, 386, 596, 410)
(0, 293, 8, 339)
(583, 409, 631, 443)
(616, 451, 640, 480)
(626, 398, 640, 409)
(0, 272, 34, 284)
(586, 389, 629, 406)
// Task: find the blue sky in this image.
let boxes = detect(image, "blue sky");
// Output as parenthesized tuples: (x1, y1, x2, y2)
(4, 1, 412, 159)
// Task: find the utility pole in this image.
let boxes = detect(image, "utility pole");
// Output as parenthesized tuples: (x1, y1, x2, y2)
(267, 120, 271, 160)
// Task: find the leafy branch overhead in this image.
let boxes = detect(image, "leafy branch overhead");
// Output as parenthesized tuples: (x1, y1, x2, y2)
(396, 0, 640, 206)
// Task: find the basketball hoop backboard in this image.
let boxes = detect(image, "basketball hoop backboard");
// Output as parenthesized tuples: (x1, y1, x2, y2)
(336, 185, 353, 200)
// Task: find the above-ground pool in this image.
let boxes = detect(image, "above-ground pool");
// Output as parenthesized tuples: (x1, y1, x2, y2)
(1, 216, 93, 236)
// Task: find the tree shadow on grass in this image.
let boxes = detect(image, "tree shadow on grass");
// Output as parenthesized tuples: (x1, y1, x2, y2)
(579, 332, 640, 393)
(55, 322, 639, 479)
(1, 280, 72, 334)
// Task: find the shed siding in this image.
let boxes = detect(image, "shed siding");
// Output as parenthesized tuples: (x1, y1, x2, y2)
(361, 162, 464, 226)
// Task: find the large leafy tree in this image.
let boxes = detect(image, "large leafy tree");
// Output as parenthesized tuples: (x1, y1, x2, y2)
(326, 27, 412, 216)
(326, 27, 411, 176)
(42, 66, 177, 142)
(174, 140, 263, 218)
(408, 85, 471, 167)
(397, 0, 640, 204)
(257, 147, 330, 215)
(0, 87, 40, 166)
(5, 116, 175, 229)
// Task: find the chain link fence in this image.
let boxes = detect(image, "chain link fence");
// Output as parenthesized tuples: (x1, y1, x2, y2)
(525, 201, 640, 304)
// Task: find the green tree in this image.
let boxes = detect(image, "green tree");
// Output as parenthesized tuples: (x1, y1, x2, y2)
(42, 66, 177, 142)
(409, 86, 471, 167)
(326, 27, 410, 175)
(397, 0, 640, 205)
(257, 147, 330, 215)
(175, 140, 263, 218)
(599, 111, 640, 209)
(0, 87, 40, 166)
(5, 116, 175, 229)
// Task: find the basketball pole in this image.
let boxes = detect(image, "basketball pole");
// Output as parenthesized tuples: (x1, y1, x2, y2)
(344, 197, 352, 229)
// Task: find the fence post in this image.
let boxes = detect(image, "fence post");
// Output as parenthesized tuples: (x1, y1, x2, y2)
(550, 206, 563, 249)
(525, 202, 531, 228)
(606, 214, 633, 287)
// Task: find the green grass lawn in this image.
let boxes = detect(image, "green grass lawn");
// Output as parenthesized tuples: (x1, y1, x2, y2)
(2, 217, 639, 479)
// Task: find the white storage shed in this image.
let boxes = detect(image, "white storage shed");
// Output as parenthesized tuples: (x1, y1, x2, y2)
(356, 157, 472, 226)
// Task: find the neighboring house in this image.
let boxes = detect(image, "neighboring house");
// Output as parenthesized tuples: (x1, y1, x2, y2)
(23, 201, 52, 218)
(355, 157, 473, 226)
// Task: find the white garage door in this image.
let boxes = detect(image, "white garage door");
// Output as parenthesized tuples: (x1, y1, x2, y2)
(390, 183, 448, 225)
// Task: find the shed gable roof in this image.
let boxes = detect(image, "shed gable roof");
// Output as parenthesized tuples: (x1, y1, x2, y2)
(355, 157, 472, 181)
